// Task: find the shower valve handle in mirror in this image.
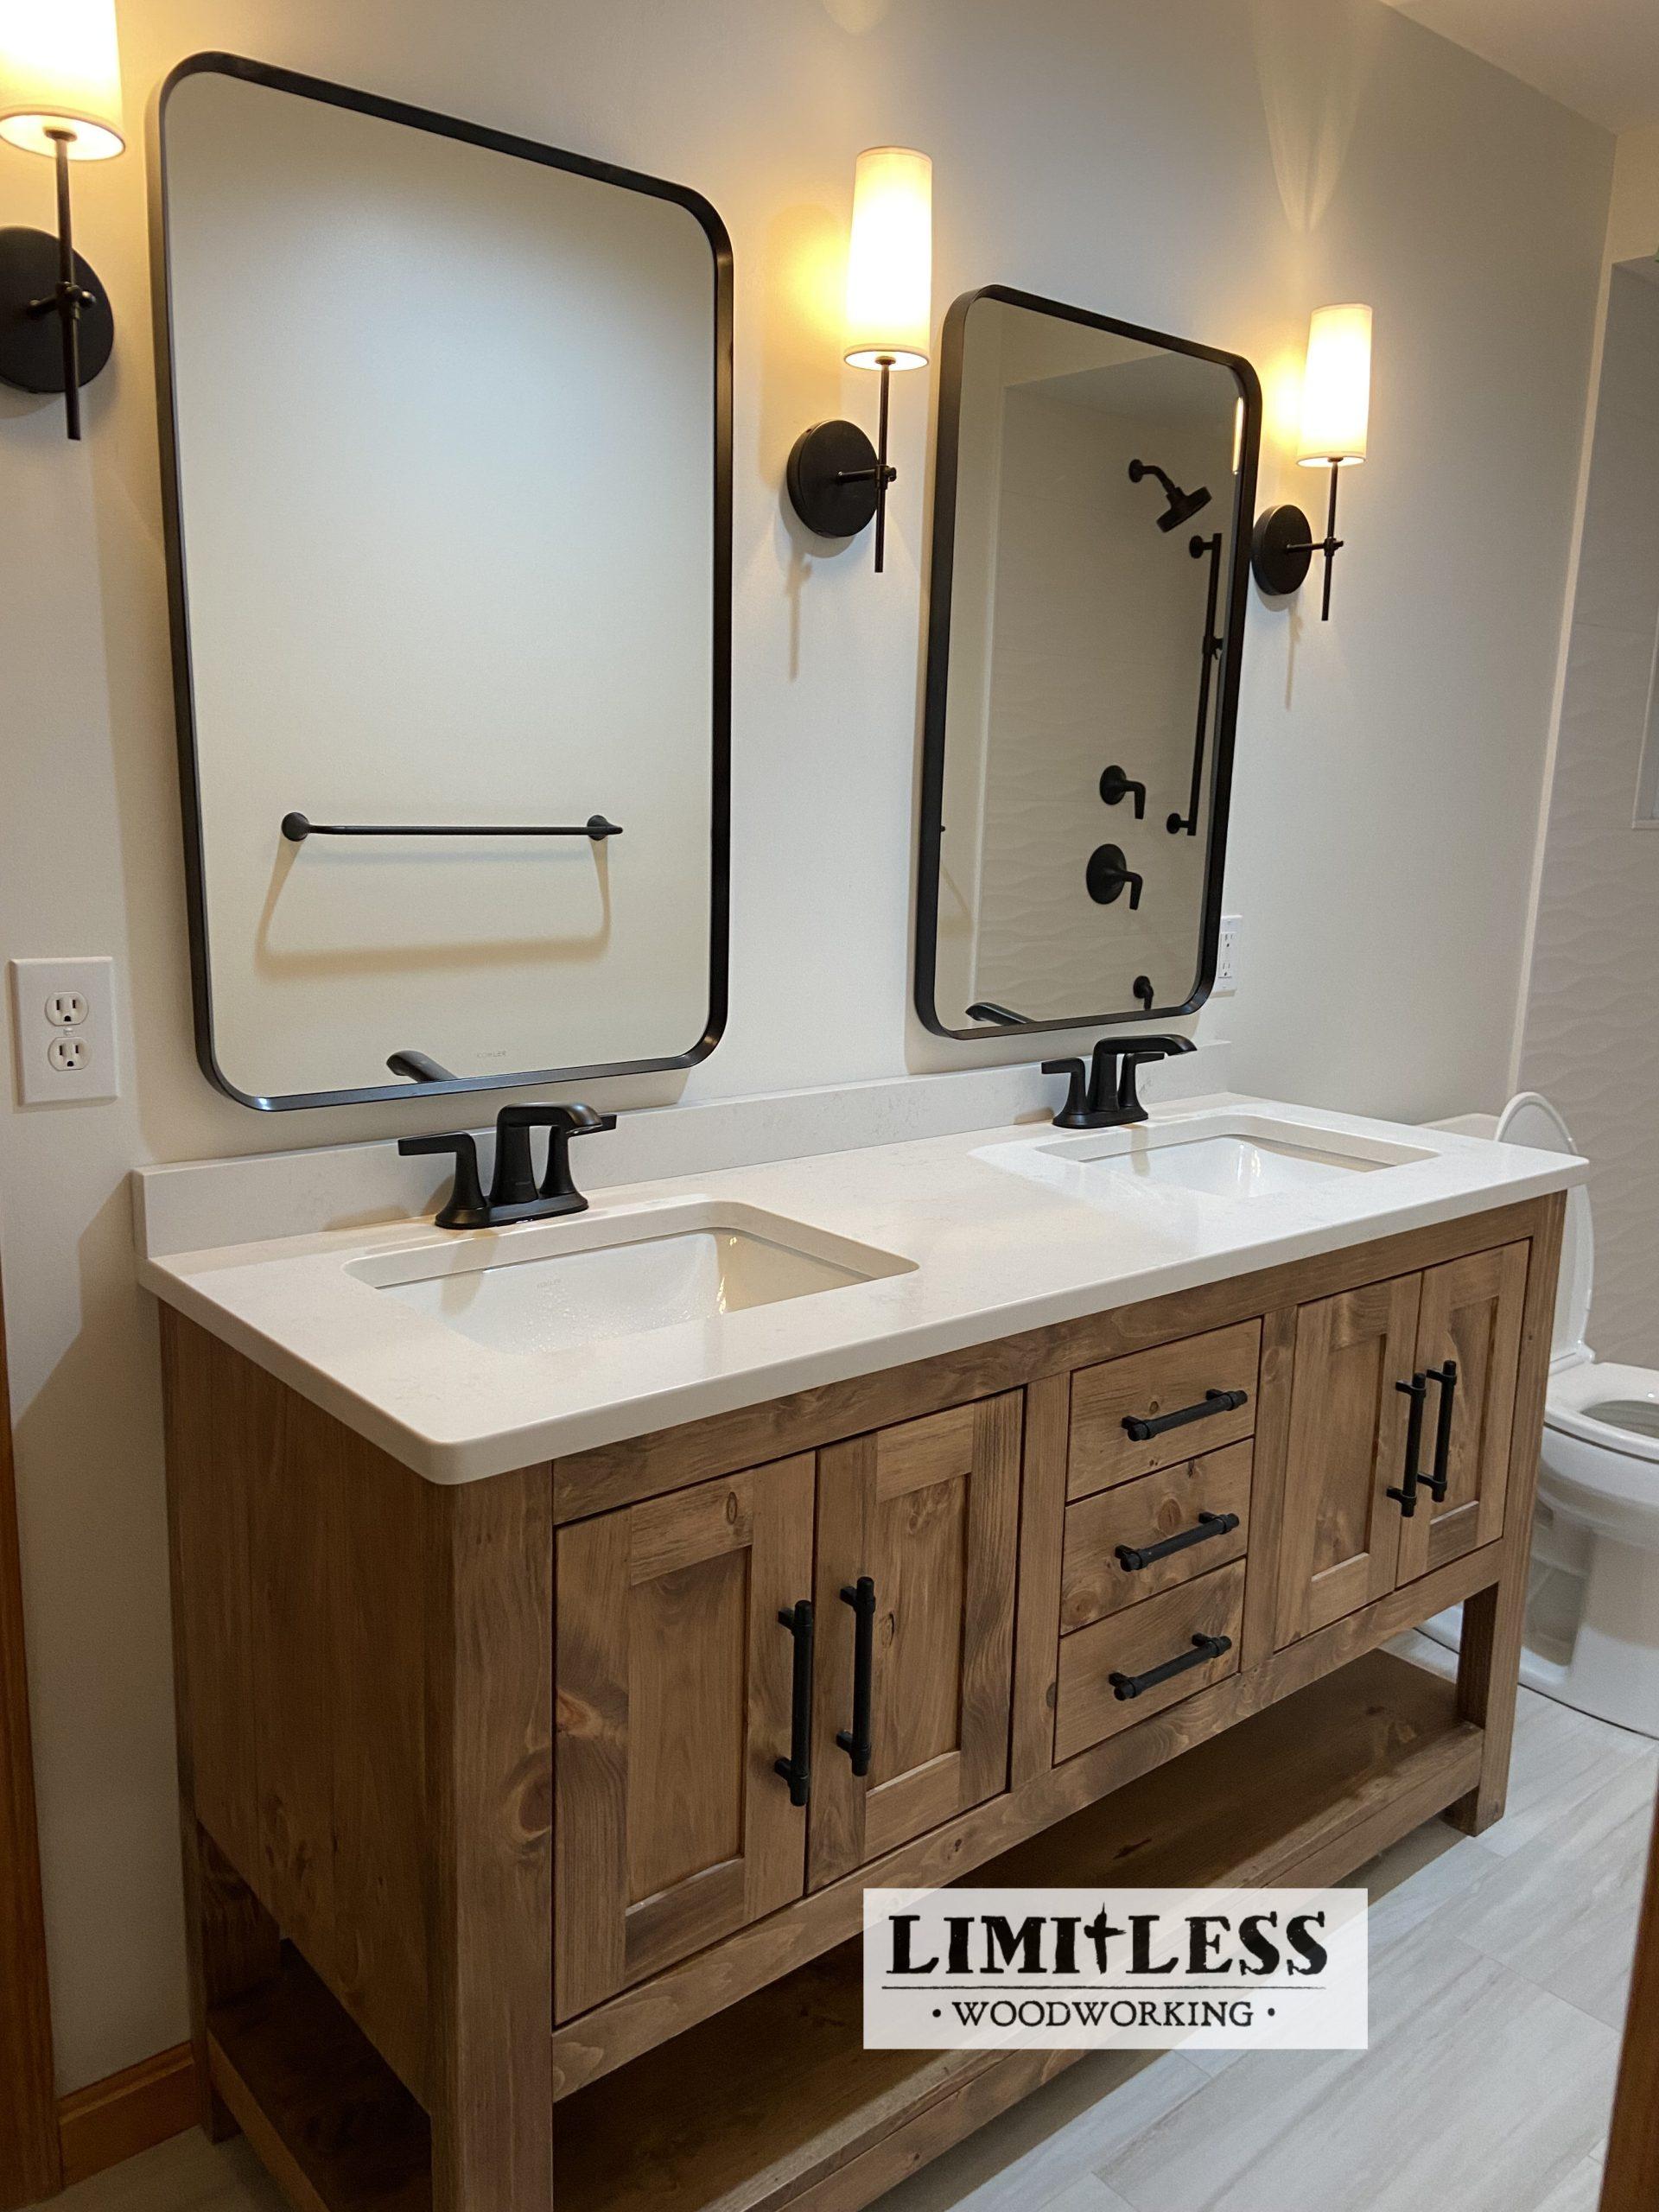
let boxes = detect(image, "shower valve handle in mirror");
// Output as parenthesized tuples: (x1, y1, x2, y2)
(1099, 766, 1146, 820)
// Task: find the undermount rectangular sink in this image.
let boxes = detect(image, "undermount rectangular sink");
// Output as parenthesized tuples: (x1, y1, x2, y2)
(347, 1200, 914, 1357)
(982, 1113, 1434, 1202)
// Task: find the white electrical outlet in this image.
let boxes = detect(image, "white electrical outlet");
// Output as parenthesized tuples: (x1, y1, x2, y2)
(10, 958, 120, 1105)
(1216, 914, 1242, 994)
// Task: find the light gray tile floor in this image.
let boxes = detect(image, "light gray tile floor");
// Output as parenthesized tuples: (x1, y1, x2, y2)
(32, 1643, 1650, 2212)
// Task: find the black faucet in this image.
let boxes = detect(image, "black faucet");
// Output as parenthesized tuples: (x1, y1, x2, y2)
(400, 1102, 617, 1230)
(1042, 1035, 1197, 1130)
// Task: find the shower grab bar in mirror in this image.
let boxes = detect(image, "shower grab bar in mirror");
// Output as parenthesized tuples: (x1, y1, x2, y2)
(1166, 530, 1225, 837)
(281, 811, 623, 843)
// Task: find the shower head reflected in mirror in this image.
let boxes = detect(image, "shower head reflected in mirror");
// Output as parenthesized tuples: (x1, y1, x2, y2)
(1128, 456, 1211, 532)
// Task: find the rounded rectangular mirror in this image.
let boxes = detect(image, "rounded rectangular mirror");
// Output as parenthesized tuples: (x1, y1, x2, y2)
(916, 286, 1260, 1040)
(156, 56, 731, 1109)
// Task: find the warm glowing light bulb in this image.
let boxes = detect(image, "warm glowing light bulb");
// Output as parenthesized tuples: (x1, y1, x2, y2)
(1296, 302, 1370, 467)
(0, 0, 125, 161)
(843, 147, 931, 372)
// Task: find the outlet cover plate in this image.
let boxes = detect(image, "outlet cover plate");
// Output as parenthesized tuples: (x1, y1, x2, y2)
(9, 957, 120, 1105)
(1216, 915, 1241, 995)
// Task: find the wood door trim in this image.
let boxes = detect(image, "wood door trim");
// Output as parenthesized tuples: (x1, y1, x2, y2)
(550, 1199, 1558, 1520)
(0, 1257, 60, 2209)
(1601, 1782, 1659, 2210)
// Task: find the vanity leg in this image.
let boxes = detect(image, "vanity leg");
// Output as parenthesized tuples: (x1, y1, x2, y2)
(424, 1468, 556, 2212)
(163, 1338, 282, 2141)
(178, 1822, 281, 2139)
(1447, 1193, 1564, 1836)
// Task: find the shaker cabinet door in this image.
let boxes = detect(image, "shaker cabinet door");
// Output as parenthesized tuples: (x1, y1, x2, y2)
(808, 1395, 1022, 1888)
(1396, 1243, 1529, 1584)
(1274, 1274, 1423, 1648)
(554, 1457, 816, 2018)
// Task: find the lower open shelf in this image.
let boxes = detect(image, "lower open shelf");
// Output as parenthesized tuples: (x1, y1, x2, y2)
(210, 1648, 1481, 2212)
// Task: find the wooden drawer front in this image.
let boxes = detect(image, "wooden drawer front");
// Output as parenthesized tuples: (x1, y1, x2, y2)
(1068, 1321, 1261, 1500)
(1054, 1560, 1245, 1763)
(1061, 1441, 1252, 1633)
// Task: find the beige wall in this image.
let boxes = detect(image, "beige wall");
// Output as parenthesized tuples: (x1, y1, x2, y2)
(1605, 122, 1659, 264)
(1516, 118, 1659, 1363)
(0, 0, 1610, 2090)
(1519, 268, 1659, 1364)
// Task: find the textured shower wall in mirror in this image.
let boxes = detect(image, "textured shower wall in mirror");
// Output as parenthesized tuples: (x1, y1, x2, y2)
(918, 289, 1257, 1039)
(159, 60, 728, 1108)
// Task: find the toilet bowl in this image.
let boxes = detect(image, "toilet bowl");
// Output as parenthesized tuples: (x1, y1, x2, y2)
(1453, 1094, 1659, 1736)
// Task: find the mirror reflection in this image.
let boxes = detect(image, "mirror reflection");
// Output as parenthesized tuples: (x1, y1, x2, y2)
(917, 288, 1259, 1039)
(159, 60, 729, 1109)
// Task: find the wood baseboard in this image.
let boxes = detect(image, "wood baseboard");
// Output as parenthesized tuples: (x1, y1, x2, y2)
(57, 2045, 197, 2190)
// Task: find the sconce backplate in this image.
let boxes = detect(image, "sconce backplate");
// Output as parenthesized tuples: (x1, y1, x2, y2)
(1250, 503, 1314, 596)
(786, 418, 881, 540)
(0, 227, 115, 396)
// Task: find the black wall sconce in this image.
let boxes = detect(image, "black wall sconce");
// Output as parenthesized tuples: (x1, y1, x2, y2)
(1251, 304, 1371, 622)
(0, 0, 124, 441)
(786, 148, 931, 574)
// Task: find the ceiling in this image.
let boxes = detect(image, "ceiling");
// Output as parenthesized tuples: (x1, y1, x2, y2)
(1384, 0, 1659, 133)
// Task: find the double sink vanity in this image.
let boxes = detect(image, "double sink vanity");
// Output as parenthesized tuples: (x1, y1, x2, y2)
(141, 1093, 1580, 2212)
(137, 50, 1580, 2212)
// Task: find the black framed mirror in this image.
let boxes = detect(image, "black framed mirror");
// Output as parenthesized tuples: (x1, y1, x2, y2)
(915, 286, 1260, 1041)
(156, 54, 731, 1109)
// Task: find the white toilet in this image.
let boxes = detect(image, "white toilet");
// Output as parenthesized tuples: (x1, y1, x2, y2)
(1491, 1094, 1659, 1736)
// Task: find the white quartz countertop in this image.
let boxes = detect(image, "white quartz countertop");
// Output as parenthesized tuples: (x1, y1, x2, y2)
(135, 1093, 1585, 1484)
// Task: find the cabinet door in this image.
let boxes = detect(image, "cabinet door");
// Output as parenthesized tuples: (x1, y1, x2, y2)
(554, 1458, 815, 2018)
(809, 1395, 1021, 1887)
(1274, 1274, 1422, 1648)
(1397, 1243, 1529, 1583)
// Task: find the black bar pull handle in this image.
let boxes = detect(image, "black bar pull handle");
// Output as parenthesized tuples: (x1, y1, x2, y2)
(1116, 1510, 1240, 1574)
(773, 1599, 815, 1808)
(1110, 1632, 1231, 1702)
(1423, 1361, 1458, 1503)
(836, 1577, 877, 1777)
(1122, 1388, 1249, 1444)
(1387, 1376, 1428, 1518)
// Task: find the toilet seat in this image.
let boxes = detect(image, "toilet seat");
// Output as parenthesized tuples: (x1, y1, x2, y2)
(1423, 1090, 1659, 1732)
(1545, 1360, 1659, 1465)
(1496, 1092, 1659, 1547)
(1495, 1093, 1593, 1370)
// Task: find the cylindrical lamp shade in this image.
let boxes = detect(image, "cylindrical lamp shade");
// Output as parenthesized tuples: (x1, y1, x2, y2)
(0, 0, 125, 159)
(1296, 302, 1370, 467)
(843, 147, 931, 371)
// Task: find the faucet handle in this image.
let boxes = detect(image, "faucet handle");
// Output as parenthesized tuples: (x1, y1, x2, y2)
(1115, 1046, 1176, 1123)
(1042, 1058, 1091, 1129)
(542, 1106, 615, 1200)
(495, 1103, 616, 1204)
(398, 1132, 490, 1230)
(1088, 1039, 1128, 1115)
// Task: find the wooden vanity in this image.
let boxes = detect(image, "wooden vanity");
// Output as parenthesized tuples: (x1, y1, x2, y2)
(159, 1190, 1562, 2212)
